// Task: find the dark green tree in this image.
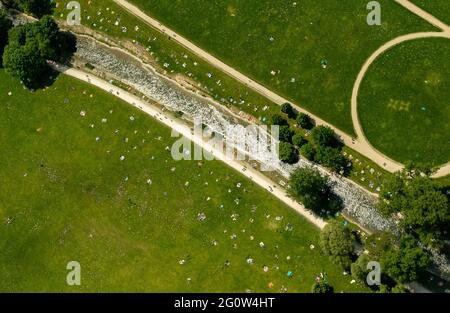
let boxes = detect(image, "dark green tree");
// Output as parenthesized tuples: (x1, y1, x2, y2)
(270, 114, 288, 126)
(296, 112, 313, 129)
(311, 125, 338, 147)
(300, 142, 316, 161)
(8, 0, 55, 18)
(281, 102, 297, 119)
(278, 125, 294, 143)
(278, 142, 298, 164)
(292, 134, 307, 148)
(288, 167, 330, 213)
(379, 173, 450, 247)
(320, 221, 354, 269)
(381, 235, 430, 283)
(2, 39, 48, 87)
(315, 146, 348, 174)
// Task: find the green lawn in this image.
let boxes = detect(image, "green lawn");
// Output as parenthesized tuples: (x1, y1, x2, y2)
(358, 38, 450, 165)
(0, 70, 367, 292)
(128, 0, 435, 135)
(412, 0, 450, 24)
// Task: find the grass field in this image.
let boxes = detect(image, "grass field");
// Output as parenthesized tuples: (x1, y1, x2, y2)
(0, 69, 368, 292)
(128, 0, 435, 135)
(412, 0, 450, 24)
(358, 38, 450, 165)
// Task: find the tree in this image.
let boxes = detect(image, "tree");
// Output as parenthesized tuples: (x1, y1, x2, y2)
(315, 146, 348, 174)
(278, 125, 294, 143)
(311, 126, 338, 147)
(296, 112, 313, 129)
(379, 173, 450, 247)
(311, 281, 334, 293)
(278, 142, 298, 164)
(281, 102, 296, 119)
(300, 142, 316, 161)
(292, 134, 307, 148)
(2, 16, 71, 88)
(270, 114, 288, 126)
(320, 221, 354, 269)
(2, 39, 48, 87)
(381, 235, 430, 283)
(351, 254, 371, 283)
(7, 0, 55, 18)
(288, 167, 330, 213)
(0, 8, 12, 63)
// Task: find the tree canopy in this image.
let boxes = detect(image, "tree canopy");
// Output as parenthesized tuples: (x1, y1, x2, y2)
(381, 235, 430, 283)
(320, 221, 354, 269)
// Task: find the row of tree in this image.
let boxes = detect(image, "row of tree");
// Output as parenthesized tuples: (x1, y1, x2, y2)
(1, 0, 54, 18)
(272, 103, 350, 175)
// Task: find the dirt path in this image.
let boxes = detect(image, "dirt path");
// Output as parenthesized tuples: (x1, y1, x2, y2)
(51, 64, 327, 229)
(112, 0, 404, 174)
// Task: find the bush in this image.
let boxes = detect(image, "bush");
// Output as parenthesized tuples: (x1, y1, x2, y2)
(278, 142, 298, 164)
(320, 221, 354, 269)
(315, 146, 348, 174)
(281, 102, 297, 119)
(311, 281, 334, 293)
(311, 125, 338, 147)
(292, 134, 307, 148)
(300, 142, 316, 161)
(296, 112, 313, 129)
(270, 114, 289, 126)
(278, 125, 294, 143)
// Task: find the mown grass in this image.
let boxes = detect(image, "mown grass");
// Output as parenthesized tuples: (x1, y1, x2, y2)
(129, 0, 435, 135)
(358, 38, 450, 165)
(412, 0, 450, 24)
(0, 70, 368, 292)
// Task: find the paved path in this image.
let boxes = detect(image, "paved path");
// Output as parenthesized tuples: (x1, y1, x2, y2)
(112, 0, 403, 174)
(52, 64, 327, 229)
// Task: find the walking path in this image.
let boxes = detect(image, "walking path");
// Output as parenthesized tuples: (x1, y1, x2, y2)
(113, 0, 450, 177)
(52, 64, 327, 229)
